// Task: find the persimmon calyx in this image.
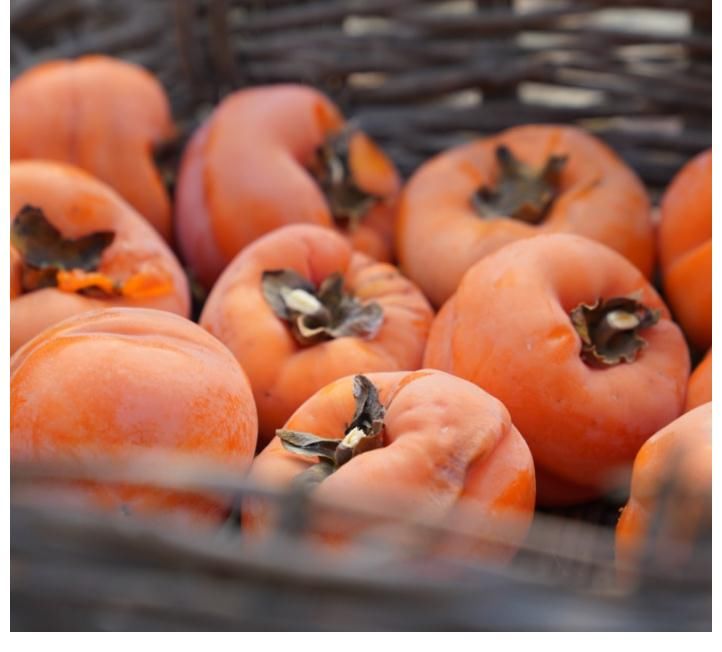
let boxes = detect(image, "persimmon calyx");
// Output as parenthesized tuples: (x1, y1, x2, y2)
(277, 375, 385, 489)
(472, 145, 567, 224)
(11, 205, 172, 299)
(570, 295, 660, 367)
(310, 128, 383, 229)
(262, 269, 383, 346)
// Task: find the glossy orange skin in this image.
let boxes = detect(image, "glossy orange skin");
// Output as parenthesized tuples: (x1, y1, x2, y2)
(10, 161, 190, 354)
(244, 370, 536, 561)
(424, 234, 689, 505)
(658, 149, 711, 352)
(616, 403, 711, 569)
(397, 125, 654, 307)
(11, 55, 174, 239)
(175, 84, 400, 289)
(11, 308, 258, 523)
(685, 349, 711, 412)
(200, 224, 433, 447)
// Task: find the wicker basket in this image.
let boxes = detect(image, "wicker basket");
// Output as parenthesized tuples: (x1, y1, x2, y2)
(9, 0, 712, 631)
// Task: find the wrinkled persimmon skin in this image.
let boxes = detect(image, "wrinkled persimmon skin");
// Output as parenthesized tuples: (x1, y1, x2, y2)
(10, 308, 258, 523)
(615, 403, 711, 569)
(658, 149, 711, 352)
(11, 55, 175, 239)
(244, 370, 536, 561)
(200, 224, 433, 446)
(685, 349, 711, 412)
(175, 84, 400, 289)
(397, 125, 654, 307)
(424, 234, 689, 506)
(10, 161, 190, 354)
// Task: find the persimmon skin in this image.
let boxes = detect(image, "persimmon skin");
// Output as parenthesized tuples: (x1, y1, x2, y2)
(615, 403, 711, 569)
(685, 349, 711, 412)
(175, 84, 400, 289)
(424, 234, 689, 506)
(397, 125, 654, 307)
(200, 224, 433, 447)
(658, 149, 711, 352)
(10, 308, 258, 522)
(11, 55, 174, 239)
(10, 161, 190, 354)
(244, 370, 536, 561)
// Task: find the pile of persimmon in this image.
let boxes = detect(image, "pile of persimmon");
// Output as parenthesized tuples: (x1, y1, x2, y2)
(10, 161, 190, 354)
(175, 84, 401, 289)
(11, 308, 258, 523)
(200, 224, 433, 446)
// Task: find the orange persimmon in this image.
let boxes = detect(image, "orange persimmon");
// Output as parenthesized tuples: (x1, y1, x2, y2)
(200, 224, 433, 447)
(424, 234, 689, 505)
(244, 370, 536, 561)
(397, 125, 654, 307)
(685, 349, 711, 412)
(616, 402, 711, 570)
(11, 55, 175, 239)
(658, 149, 711, 352)
(10, 308, 258, 523)
(175, 84, 400, 289)
(10, 161, 190, 354)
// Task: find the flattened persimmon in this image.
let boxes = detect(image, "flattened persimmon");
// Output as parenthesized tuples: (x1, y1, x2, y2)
(685, 349, 711, 412)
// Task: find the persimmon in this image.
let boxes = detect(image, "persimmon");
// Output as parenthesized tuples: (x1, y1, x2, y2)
(200, 224, 433, 447)
(685, 349, 711, 412)
(616, 403, 711, 570)
(10, 161, 190, 354)
(658, 149, 711, 352)
(244, 371, 536, 561)
(10, 308, 258, 523)
(175, 84, 400, 289)
(397, 125, 654, 307)
(424, 234, 689, 505)
(11, 55, 175, 240)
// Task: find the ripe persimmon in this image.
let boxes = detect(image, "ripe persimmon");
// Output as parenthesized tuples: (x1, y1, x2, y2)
(10, 161, 190, 354)
(424, 234, 689, 505)
(244, 371, 536, 561)
(200, 224, 433, 447)
(658, 149, 711, 352)
(397, 125, 654, 307)
(616, 402, 711, 570)
(11, 55, 175, 239)
(175, 84, 400, 289)
(11, 308, 258, 523)
(685, 349, 711, 412)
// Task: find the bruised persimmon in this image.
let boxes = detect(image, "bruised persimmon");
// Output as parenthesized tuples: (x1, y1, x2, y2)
(616, 403, 711, 571)
(200, 224, 433, 447)
(244, 371, 536, 561)
(397, 125, 654, 307)
(424, 234, 689, 505)
(685, 349, 711, 412)
(10, 161, 190, 354)
(11, 55, 175, 239)
(10, 308, 258, 523)
(175, 84, 400, 289)
(658, 149, 711, 352)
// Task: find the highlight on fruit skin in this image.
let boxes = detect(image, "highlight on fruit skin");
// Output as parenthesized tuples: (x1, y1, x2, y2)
(11, 55, 175, 239)
(175, 84, 401, 290)
(423, 233, 690, 506)
(10, 307, 259, 524)
(10, 160, 190, 354)
(243, 370, 536, 562)
(199, 224, 433, 447)
(396, 124, 654, 307)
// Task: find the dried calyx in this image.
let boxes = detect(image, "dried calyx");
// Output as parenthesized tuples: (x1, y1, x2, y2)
(472, 145, 567, 224)
(309, 128, 383, 229)
(571, 295, 660, 368)
(262, 269, 383, 346)
(277, 375, 385, 489)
